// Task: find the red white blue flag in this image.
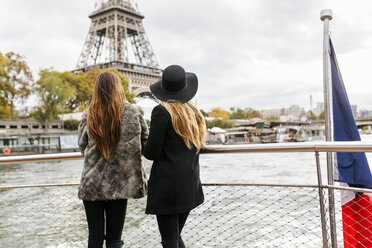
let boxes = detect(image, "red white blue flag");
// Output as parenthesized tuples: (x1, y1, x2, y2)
(330, 38, 372, 247)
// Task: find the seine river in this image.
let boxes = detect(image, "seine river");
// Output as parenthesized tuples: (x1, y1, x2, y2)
(1, 136, 371, 248)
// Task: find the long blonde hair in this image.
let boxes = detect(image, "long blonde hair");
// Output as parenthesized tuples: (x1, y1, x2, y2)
(160, 101, 206, 152)
(87, 72, 126, 159)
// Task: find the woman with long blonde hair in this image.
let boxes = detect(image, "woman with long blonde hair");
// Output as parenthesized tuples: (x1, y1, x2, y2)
(78, 72, 148, 247)
(143, 65, 206, 248)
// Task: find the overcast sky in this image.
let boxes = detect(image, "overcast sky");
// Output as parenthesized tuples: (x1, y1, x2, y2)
(1, 0, 372, 112)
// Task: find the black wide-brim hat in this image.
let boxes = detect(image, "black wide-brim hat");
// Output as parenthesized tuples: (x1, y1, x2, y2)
(150, 65, 198, 103)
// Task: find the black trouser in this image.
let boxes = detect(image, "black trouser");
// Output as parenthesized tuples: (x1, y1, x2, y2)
(156, 212, 190, 248)
(83, 199, 128, 248)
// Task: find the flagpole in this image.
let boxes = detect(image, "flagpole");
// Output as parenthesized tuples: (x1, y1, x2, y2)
(321, 9, 338, 248)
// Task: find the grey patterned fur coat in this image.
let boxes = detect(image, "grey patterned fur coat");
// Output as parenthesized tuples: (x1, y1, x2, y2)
(78, 103, 149, 201)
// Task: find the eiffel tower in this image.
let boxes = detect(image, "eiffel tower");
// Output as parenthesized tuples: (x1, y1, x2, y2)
(75, 0, 161, 97)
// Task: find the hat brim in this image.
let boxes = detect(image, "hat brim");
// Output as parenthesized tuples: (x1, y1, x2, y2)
(150, 72, 198, 103)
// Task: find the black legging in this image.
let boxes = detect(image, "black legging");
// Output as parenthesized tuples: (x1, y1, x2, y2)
(83, 199, 127, 248)
(156, 212, 190, 248)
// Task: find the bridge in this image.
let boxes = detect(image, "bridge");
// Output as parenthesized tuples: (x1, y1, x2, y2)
(355, 118, 372, 129)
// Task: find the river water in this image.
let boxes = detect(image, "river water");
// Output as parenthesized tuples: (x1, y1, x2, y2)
(1, 136, 372, 248)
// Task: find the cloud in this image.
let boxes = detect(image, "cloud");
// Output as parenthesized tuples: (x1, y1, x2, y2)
(1, 0, 372, 112)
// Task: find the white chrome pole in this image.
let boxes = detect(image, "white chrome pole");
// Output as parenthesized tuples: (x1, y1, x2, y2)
(321, 9, 337, 248)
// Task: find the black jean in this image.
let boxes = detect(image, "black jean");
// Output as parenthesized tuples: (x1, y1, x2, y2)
(83, 199, 128, 248)
(156, 212, 190, 248)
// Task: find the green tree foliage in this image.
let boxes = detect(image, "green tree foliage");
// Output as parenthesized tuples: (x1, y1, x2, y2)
(230, 107, 249, 119)
(68, 68, 135, 112)
(1, 52, 33, 118)
(32, 69, 75, 121)
(31, 68, 136, 120)
(60, 71, 88, 112)
(199, 109, 208, 117)
(0, 51, 137, 119)
(63, 119, 80, 130)
(230, 107, 262, 120)
(205, 118, 233, 129)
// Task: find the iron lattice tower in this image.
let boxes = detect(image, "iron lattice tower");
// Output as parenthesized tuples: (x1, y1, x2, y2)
(76, 0, 161, 96)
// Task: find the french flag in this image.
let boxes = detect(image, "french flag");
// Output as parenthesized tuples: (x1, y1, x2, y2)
(330, 38, 372, 247)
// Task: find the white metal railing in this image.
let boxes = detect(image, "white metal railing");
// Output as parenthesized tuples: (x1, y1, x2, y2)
(1, 141, 372, 248)
(1, 141, 372, 164)
(2, 182, 372, 194)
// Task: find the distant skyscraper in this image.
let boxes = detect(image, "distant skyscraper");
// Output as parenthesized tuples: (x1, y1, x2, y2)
(314, 102, 324, 116)
(350, 105, 358, 118)
(359, 109, 368, 119)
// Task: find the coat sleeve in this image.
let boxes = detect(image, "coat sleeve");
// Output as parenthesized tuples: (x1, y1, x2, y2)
(143, 105, 170, 161)
(138, 108, 149, 151)
(78, 112, 88, 156)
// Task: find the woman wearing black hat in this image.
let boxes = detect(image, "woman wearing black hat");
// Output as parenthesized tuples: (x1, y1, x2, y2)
(143, 65, 206, 248)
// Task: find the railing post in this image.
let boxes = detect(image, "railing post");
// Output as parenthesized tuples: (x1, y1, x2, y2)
(315, 151, 329, 248)
(321, 9, 338, 248)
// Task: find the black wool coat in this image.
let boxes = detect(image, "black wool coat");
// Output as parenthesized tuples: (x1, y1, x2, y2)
(143, 104, 204, 215)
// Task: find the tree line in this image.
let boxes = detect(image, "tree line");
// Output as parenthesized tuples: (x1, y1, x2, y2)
(201, 107, 325, 129)
(1, 51, 325, 126)
(199, 107, 263, 128)
(0, 51, 134, 121)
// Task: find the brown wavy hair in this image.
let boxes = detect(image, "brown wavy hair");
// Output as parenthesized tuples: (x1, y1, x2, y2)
(87, 72, 125, 159)
(160, 101, 206, 152)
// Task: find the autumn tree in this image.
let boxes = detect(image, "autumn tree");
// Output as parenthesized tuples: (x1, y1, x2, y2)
(249, 109, 262, 119)
(307, 110, 317, 121)
(1, 52, 33, 118)
(0, 105, 11, 119)
(0, 52, 6, 78)
(0, 52, 11, 118)
(208, 107, 230, 121)
(318, 110, 325, 120)
(264, 116, 280, 122)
